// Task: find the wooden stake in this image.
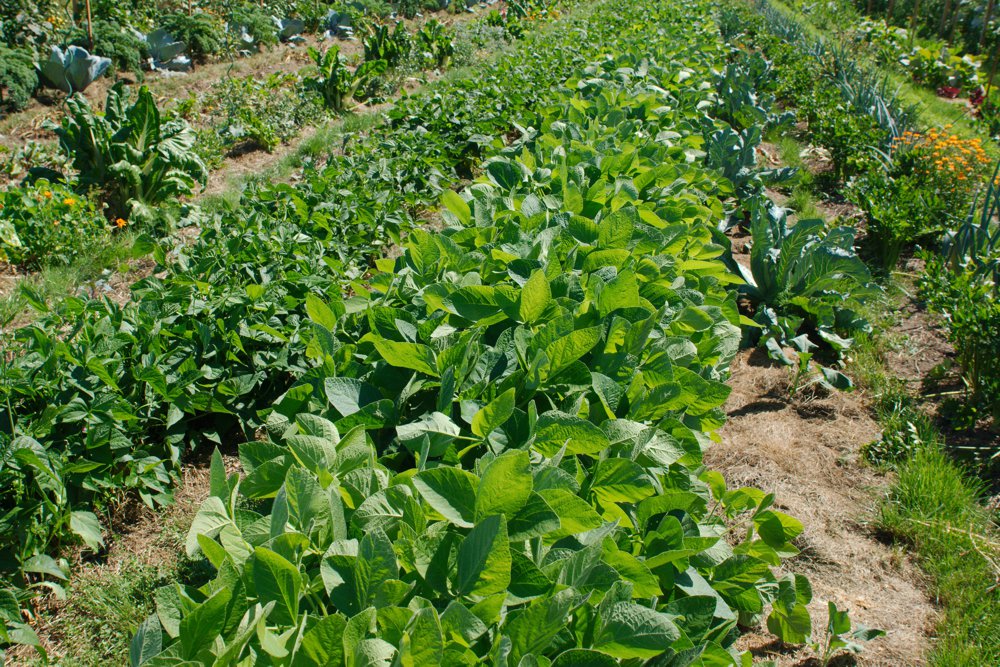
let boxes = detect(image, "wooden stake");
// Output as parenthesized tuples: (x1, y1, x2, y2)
(939, 0, 952, 38)
(908, 0, 921, 47)
(982, 0, 996, 52)
(85, 0, 93, 49)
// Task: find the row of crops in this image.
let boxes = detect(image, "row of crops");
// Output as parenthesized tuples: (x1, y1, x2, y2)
(0, 0, 897, 662)
(126, 0, 828, 662)
(0, 0, 491, 106)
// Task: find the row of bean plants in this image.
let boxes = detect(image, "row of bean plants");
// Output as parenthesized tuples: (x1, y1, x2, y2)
(121, 0, 845, 664)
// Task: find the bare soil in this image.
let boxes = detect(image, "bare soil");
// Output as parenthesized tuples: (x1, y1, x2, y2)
(708, 348, 936, 666)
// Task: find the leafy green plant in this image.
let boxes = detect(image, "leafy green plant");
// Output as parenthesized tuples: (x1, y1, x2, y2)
(848, 168, 949, 270)
(37, 44, 111, 94)
(50, 82, 208, 220)
(0, 46, 36, 113)
(812, 602, 885, 666)
(0, 180, 110, 268)
(417, 18, 454, 68)
(922, 259, 1000, 428)
(713, 52, 792, 132)
(305, 45, 388, 112)
(702, 125, 795, 228)
(941, 164, 1000, 286)
(363, 21, 412, 67)
(144, 28, 190, 72)
(229, 6, 279, 53)
(159, 11, 225, 64)
(68, 19, 148, 79)
(206, 73, 322, 153)
(737, 200, 879, 359)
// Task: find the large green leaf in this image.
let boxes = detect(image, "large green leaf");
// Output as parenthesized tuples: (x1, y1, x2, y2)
(456, 515, 511, 597)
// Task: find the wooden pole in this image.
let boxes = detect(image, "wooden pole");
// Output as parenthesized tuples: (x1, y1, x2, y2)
(982, 0, 996, 52)
(938, 0, 952, 38)
(886, 0, 896, 23)
(85, 0, 93, 49)
(908, 0, 921, 47)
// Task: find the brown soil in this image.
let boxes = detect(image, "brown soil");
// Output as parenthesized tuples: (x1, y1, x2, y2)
(708, 348, 936, 666)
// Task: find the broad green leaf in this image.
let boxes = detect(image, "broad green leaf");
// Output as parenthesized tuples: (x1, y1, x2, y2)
(506, 589, 578, 663)
(413, 467, 479, 528)
(589, 459, 655, 504)
(595, 602, 680, 659)
(398, 607, 444, 667)
(325, 378, 381, 417)
(597, 270, 640, 318)
(456, 515, 511, 597)
(129, 615, 162, 666)
(302, 614, 347, 666)
(441, 190, 471, 225)
(179, 587, 231, 660)
(475, 450, 532, 520)
(552, 649, 616, 667)
(519, 270, 551, 323)
(755, 510, 804, 549)
(252, 547, 301, 625)
(373, 339, 438, 377)
(539, 489, 604, 537)
(532, 411, 610, 457)
(69, 511, 104, 550)
(305, 293, 341, 332)
(545, 327, 602, 375)
(471, 388, 516, 438)
(187, 497, 232, 557)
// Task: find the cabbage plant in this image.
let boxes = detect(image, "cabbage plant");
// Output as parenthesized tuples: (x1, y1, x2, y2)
(37, 45, 111, 94)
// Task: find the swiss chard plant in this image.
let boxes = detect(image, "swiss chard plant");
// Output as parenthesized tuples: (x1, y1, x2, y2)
(304, 46, 388, 113)
(49, 82, 208, 220)
(736, 199, 879, 364)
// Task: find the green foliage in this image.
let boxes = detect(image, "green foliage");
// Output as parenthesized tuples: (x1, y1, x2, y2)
(305, 45, 388, 112)
(50, 82, 207, 220)
(0, 45, 37, 113)
(159, 11, 225, 64)
(703, 126, 794, 228)
(878, 445, 1000, 666)
(228, 6, 279, 52)
(713, 51, 792, 133)
(812, 602, 885, 666)
(921, 259, 1000, 428)
(738, 200, 879, 360)
(363, 21, 412, 67)
(0, 180, 110, 268)
(417, 18, 454, 68)
(69, 19, 148, 78)
(848, 168, 949, 270)
(205, 73, 322, 153)
(37, 44, 111, 94)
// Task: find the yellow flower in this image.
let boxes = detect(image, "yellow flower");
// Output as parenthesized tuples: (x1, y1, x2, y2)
(115, 218, 128, 229)
(42, 190, 52, 199)
(63, 197, 76, 206)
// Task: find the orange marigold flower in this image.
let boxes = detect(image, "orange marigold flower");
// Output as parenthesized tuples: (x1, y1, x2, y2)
(42, 190, 52, 198)
(63, 197, 76, 206)
(115, 218, 127, 229)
